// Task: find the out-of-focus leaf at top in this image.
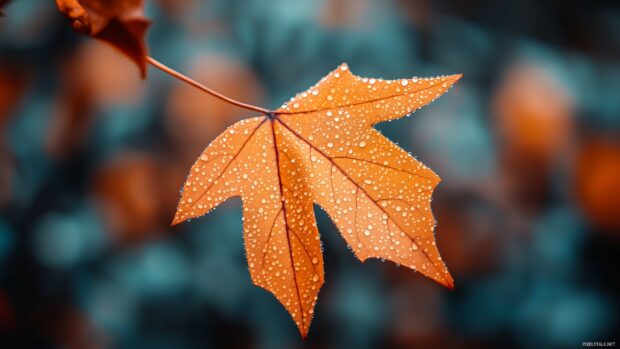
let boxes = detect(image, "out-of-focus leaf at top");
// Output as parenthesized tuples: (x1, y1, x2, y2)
(55, 0, 151, 77)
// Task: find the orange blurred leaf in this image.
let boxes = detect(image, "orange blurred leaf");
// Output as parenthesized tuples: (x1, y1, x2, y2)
(575, 137, 620, 233)
(172, 64, 460, 337)
(55, 0, 151, 77)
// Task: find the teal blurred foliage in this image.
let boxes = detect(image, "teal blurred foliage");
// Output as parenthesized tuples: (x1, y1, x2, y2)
(1, 0, 619, 348)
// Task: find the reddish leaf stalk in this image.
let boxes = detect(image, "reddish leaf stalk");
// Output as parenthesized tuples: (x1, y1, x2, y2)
(147, 56, 271, 114)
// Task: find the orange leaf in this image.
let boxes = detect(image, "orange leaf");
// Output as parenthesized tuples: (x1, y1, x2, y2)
(55, 0, 151, 77)
(173, 64, 461, 337)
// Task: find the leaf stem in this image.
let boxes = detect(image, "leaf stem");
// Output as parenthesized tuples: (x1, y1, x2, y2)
(147, 56, 271, 115)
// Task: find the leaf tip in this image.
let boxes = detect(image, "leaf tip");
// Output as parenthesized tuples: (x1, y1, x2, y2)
(448, 73, 463, 84)
(438, 270, 455, 290)
(139, 62, 148, 79)
(298, 316, 316, 339)
(445, 276, 455, 291)
(170, 212, 184, 227)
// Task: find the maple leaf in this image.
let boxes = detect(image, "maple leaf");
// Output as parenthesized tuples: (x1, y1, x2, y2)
(172, 63, 461, 337)
(55, 0, 151, 77)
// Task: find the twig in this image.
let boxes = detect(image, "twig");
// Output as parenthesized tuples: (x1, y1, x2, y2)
(147, 56, 270, 115)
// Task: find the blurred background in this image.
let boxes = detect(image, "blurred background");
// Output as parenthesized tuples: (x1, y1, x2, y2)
(1, 0, 619, 348)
